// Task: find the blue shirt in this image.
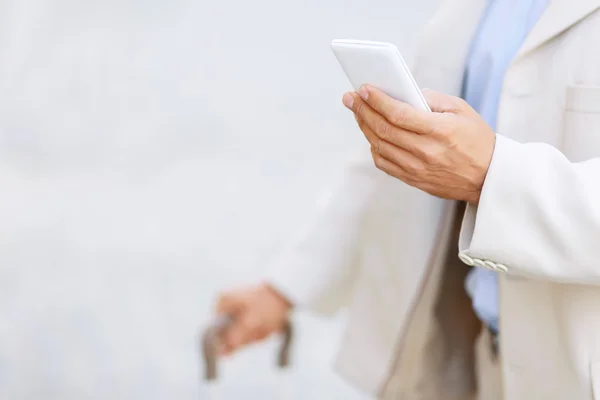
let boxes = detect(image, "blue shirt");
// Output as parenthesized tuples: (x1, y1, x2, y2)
(463, 0, 548, 333)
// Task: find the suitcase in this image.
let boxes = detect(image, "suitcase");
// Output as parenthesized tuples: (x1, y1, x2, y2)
(201, 315, 294, 399)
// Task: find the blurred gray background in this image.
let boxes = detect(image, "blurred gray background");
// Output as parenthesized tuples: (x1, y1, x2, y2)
(0, 0, 439, 398)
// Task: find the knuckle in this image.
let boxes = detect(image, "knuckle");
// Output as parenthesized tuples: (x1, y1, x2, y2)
(356, 115, 367, 131)
(216, 294, 232, 312)
(445, 96, 467, 114)
(255, 329, 270, 341)
(226, 328, 243, 348)
(377, 120, 394, 141)
(371, 138, 382, 154)
(354, 100, 365, 116)
(390, 107, 407, 126)
(420, 145, 444, 165)
(404, 160, 424, 177)
(372, 153, 385, 171)
(249, 316, 263, 331)
(229, 325, 252, 348)
(454, 96, 467, 107)
(454, 97, 469, 110)
(403, 161, 417, 176)
(241, 311, 263, 332)
(431, 121, 451, 139)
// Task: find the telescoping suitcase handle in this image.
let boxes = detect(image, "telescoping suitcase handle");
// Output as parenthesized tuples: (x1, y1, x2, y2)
(201, 315, 294, 399)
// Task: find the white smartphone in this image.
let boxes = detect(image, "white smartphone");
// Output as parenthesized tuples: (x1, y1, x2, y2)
(330, 39, 430, 111)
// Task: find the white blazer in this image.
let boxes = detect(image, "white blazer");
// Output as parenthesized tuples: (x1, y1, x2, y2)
(269, 0, 600, 398)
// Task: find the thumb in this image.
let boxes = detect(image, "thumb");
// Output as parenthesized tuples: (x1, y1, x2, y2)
(422, 89, 466, 114)
(216, 290, 245, 316)
(220, 309, 261, 355)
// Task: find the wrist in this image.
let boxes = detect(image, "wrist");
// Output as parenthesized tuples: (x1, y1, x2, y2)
(467, 131, 495, 205)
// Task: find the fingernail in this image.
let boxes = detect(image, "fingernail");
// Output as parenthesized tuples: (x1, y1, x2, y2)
(359, 85, 369, 100)
(342, 93, 354, 109)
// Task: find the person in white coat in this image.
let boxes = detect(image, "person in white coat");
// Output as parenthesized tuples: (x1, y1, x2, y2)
(216, 0, 600, 398)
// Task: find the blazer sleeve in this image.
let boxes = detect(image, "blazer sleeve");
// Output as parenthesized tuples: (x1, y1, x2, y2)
(459, 134, 600, 284)
(266, 152, 383, 316)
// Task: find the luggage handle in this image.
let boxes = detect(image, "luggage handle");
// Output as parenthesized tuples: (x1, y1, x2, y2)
(201, 315, 294, 382)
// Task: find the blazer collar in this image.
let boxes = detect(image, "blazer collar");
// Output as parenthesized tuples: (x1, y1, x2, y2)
(516, 0, 600, 61)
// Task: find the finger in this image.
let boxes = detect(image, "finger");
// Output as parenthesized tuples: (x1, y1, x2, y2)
(371, 148, 413, 185)
(222, 326, 269, 356)
(355, 105, 423, 155)
(218, 321, 236, 356)
(224, 312, 261, 352)
(222, 324, 245, 354)
(252, 327, 271, 343)
(219, 342, 233, 356)
(372, 147, 443, 198)
(351, 94, 385, 135)
(216, 292, 242, 315)
(351, 95, 404, 144)
(421, 89, 466, 114)
(358, 85, 436, 134)
(375, 139, 423, 175)
(342, 92, 356, 110)
(355, 114, 379, 147)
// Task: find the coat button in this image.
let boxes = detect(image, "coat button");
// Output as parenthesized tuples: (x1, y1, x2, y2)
(496, 263, 508, 272)
(458, 253, 474, 266)
(484, 260, 497, 271)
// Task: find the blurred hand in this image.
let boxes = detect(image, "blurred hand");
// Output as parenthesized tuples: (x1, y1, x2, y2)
(343, 85, 496, 205)
(215, 283, 292, 355)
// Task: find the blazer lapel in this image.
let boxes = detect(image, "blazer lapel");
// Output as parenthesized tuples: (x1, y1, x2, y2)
(412, 0, 486, 95)
(515, 0, 600, 61)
